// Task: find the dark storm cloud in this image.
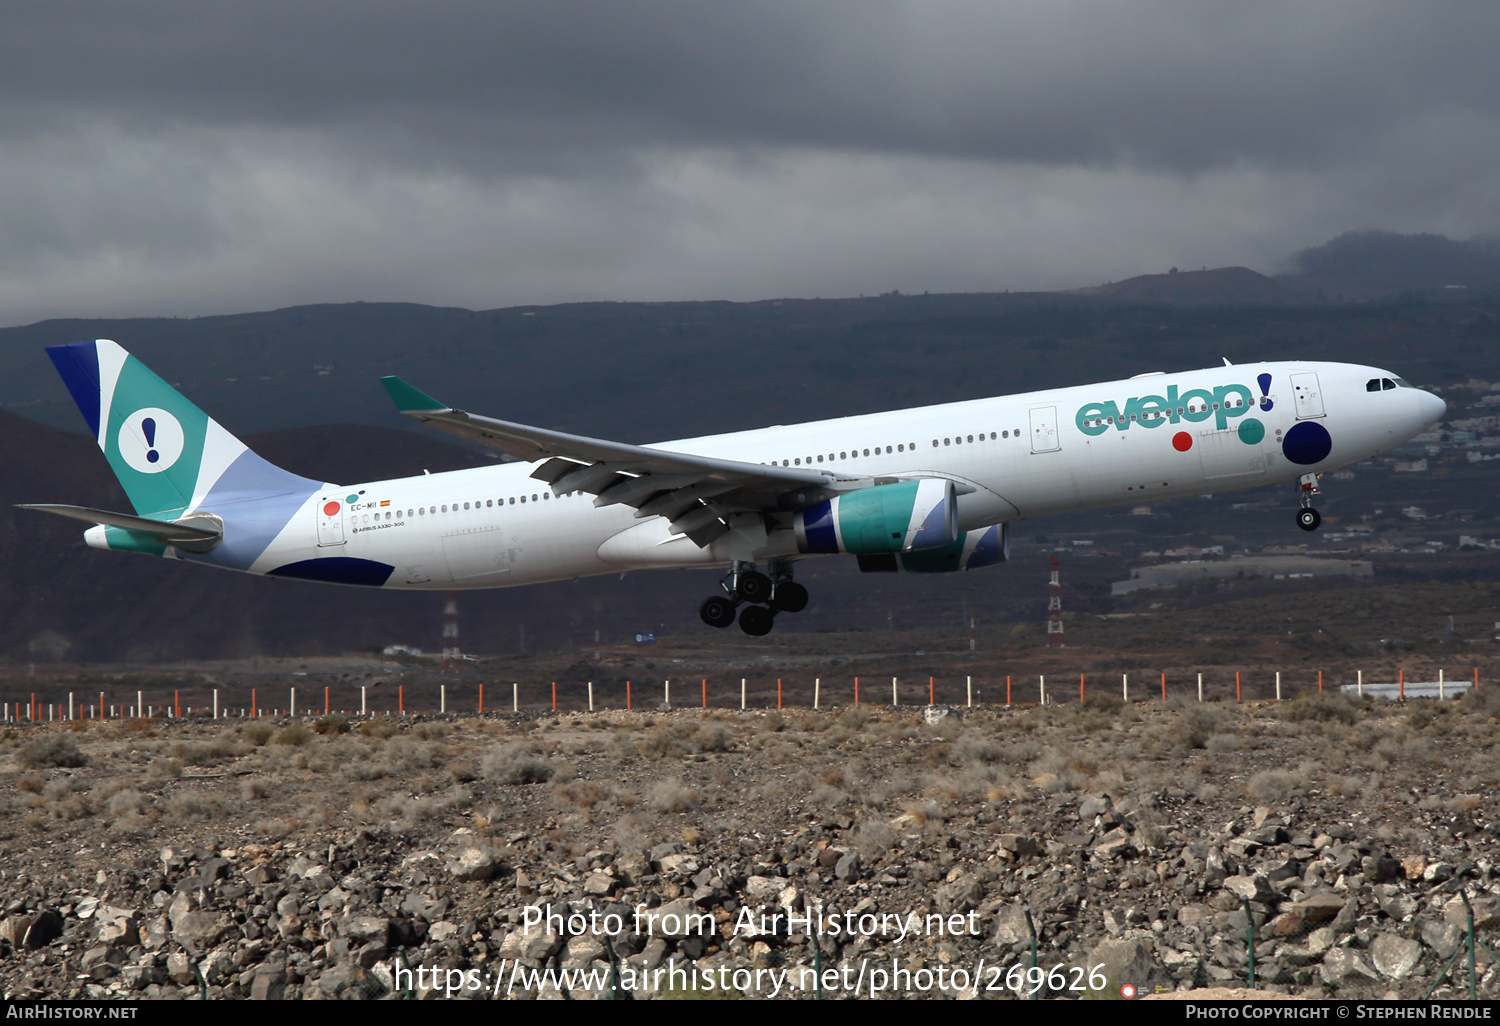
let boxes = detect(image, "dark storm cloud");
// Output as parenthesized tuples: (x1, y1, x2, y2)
(1, 2, 1498, 322)
(8, 2, 1498, 171)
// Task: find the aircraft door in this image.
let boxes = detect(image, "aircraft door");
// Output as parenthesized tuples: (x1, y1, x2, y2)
(1029, 407, 1060, 453)
(1290, 373, 1325, 419)
(442, 524, 510, 580)
(316, 498, 346, 547)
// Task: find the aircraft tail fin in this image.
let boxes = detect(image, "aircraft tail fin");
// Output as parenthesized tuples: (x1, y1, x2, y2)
(46, 339, 316, 518)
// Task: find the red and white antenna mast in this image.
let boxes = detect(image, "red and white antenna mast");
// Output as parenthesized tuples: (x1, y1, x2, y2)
(1046, 554, 1065, 647)
(441, 591, 461, 671)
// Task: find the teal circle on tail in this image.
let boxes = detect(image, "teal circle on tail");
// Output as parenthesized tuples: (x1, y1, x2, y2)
(1237, 418, 1265, 445)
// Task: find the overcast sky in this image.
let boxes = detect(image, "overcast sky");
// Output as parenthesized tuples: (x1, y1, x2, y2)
(2, 2, 1497, 324)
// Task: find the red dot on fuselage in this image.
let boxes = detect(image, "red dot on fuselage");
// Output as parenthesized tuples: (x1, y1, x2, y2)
(1172, 432, 1193, 452)
(323, 501, 341, 516)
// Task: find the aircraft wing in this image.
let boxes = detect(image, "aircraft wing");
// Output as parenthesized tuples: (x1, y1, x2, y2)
(381, 376, 853, 545)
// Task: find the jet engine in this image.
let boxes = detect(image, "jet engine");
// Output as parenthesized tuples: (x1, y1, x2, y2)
(793, 478, 956, 555)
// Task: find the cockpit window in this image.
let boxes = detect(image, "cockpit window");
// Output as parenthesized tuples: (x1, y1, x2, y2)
(1366, 378, 1381, 392)
(1382, 378, 1397, 390)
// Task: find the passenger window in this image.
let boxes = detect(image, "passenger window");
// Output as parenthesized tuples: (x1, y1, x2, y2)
(509, 497, 515, 505)
(794, 458, 801, 465)
(520, 496, 526, 504)
(533, 494, 539, 501)
(543, 492, 549, 500)
(840, 451, 846, 459)
(863, 448, 870, 456)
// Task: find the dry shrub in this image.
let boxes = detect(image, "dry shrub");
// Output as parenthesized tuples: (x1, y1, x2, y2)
(1176, 704, 1232, 750)
(481, 743, 564, 784)
(612, 814, 651, 853)
(637, 722, 695, 759)
(1245, 769, 1299, 800)
(649, 778, 700, 813)
(165, 792, 221, 822)
(240, 778, 269, 801)
(691, 724, 733, 753)
(1281, 691, 1364, 726)
(838, 708, 872, 730)
(18, 734, 86, 769)
(555, 779, 613, 823)
(16, 772, 45, 794)
(313, 714, 349, 736)
(272, 724, 313, 747)
(144, 758, 183, 784)
(412, 722, 450, 740)
(241, 723, 274, 747)
(359, 718, 399, 739)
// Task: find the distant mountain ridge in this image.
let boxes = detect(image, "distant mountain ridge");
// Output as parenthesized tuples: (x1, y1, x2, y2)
(1277, 230, 1500, 300)
(1068, 266, 1311, 306)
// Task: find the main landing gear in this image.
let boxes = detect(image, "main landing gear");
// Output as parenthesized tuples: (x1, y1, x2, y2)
(699, 562, 808, 636)
(1295, 473, 1322, 532)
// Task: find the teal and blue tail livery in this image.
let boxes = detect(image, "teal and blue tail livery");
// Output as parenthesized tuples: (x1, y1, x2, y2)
(36, 339, 323, 569)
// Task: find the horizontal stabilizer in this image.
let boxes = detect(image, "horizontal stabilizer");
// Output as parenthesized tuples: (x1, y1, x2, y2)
(19, 504, 223, 553)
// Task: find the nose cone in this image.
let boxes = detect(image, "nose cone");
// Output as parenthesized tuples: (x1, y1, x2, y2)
(1418, 389, 1447, 426)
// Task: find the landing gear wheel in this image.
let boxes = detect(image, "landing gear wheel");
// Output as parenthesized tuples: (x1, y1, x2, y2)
(1296, 507, 1321, 532)
(770, 581, 808, 613)
(739, 605, 774, 636)
(699, 595, 736, 629)
(738, 570, 773, 605)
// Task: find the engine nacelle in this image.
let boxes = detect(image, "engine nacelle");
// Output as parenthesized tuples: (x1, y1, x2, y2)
(855, 522, 1009, 573)
(794, 478, 956, 555)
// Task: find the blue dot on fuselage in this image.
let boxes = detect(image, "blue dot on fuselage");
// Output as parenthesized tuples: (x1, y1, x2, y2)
(1282, 421, 1332, 465)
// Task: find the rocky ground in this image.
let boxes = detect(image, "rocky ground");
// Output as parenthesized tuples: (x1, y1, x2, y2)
(0, 687, 1497, 1000)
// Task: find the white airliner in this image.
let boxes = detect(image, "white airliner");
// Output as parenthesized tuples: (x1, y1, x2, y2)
(26, 340, 1445, 635)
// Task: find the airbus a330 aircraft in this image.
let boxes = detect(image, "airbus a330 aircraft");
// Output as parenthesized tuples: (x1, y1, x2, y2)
(26, 340, 1445, 635)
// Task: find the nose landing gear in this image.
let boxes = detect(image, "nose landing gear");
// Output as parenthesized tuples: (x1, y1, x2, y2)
(698, 562, 807, 634)
(1295, 473, 1321, 532)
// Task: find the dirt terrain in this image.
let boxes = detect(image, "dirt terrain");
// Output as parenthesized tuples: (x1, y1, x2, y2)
(0, 686, 1497, 1000)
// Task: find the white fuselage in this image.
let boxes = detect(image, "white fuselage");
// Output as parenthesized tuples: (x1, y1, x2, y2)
(226, 360, 1443, 589)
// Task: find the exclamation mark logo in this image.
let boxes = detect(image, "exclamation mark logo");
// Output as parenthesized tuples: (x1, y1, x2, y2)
(1257, 372, 1274, 412)
(142, 417, 159, 463)
(118, 407, 185, 474)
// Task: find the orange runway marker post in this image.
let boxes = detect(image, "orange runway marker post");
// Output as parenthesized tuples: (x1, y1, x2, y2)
(1006, 675, 1012, 707)
(626, 680, 632, 711)
(251, 689, 257, 718)
(929, 677, 935, 705)
(702, 679, 707, 709)
(174, 690, 180, 719)
(1080, 674, 1085, 703)
(1236, 672, 1241, 703)
(399, 686, 404, 715)
(552, 682, 557, 713)
(1318, 670, 1323, 692)
(478, 683, 484, 714)
(854, 677, 859, 707)
(777, 678, 782, 710)
(1399, 669, 1404, 701)
(1161, 673, 1166, 702)
(325, 687, 330, 714)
